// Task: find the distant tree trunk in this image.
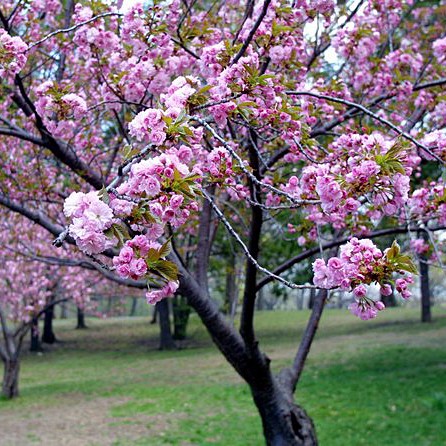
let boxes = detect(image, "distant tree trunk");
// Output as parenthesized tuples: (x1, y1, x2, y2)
(60, 301, 67, 319)
(29, 318, 42, 352)
(157, 299, 176, 350)
(296, 290, 304, 310)
(76, 307, 87, 329)
(129, 297, 138, 316)
(419, 259, 432, 322)
(256, 287, 265, 310)
(173, 295, 191, 340)
(308, 288, 316, 310)
(2, 358, 20, 399)
(42, 299, 57, 344)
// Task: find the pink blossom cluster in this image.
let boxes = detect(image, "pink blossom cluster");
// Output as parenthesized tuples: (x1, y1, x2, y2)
(64, 191, 115, 254)
(410, 238, 430, 256)
(312, 238, 414, 319)
(394, 277, 413, 299)
(204, 147, 234, 182)
(408, 182, 446, 225)
(433, 37, 446, 61)
(160, 76, 198, 110)
(0, 29, 28, 77)
(275, 134, 414, 233)
(34, 82, 87, 137)
(116, 152, 198, 228)
(128, 108, 167, 145)
(146, 280, 179, 305)
(112, 236, 156, 280)
(348, 299, 385, 321)
(60, 94, 87, 120)
(112, 235, 179, 305)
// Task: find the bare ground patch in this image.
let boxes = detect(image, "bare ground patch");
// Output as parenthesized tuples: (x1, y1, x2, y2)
(0, 395, 180, 446)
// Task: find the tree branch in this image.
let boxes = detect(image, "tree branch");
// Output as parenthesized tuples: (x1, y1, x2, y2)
(231, 0, 271, 65)
(256, 225, 446, 291)
(288, 90, 444, 163)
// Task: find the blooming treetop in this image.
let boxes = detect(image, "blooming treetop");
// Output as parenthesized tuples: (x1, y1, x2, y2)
(0, 0, 445, 321)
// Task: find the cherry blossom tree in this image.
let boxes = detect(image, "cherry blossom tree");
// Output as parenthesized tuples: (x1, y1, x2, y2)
(0, 0, 445, 443)
(0, 212, 147, 398)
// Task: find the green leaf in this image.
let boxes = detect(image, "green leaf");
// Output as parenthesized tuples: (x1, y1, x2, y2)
(99, 186, 110, 204)
(159, 239, 172, 259)
(123, 144, 140, 160)
(394, 255, 419, 275)
(152, 260, 179, 281)
(110, 223, 130, 247)
(146, 248, 161, 263)
(386, 240, 400, 260)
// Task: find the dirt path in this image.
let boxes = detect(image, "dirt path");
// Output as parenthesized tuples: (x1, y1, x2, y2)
(0, 396, 170, 446)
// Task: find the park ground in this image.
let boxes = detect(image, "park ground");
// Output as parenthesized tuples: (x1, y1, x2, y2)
(1, 306, 445, 446)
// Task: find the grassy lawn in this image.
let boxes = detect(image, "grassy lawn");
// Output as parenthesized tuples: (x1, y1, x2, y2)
(1, 307, 445, 445)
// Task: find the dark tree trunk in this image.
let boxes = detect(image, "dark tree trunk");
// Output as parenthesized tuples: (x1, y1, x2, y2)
(2, 358, 20, 399)
(173, 295, 191, 340)
(29, 318, 42, 352)
(418, 230, 432, 323)
(129, 297, 138, 316)
(420, 259, 432, 323)
(252, 381, 317, 446)
(226, 253, 240, 319)
(157, 299, 176, 350)
(42, 302, 57, 344)
(76, 307, 87, 329)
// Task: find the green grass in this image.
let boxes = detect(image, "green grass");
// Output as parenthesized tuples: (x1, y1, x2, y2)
(1, 307, 446, 445)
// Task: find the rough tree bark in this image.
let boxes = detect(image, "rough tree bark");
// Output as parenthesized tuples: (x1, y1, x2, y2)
(76, 307, 87, 329)
(2, 358, 20, 399)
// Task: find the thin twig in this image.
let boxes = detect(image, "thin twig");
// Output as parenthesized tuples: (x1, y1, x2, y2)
(27, 12, 122, 50)
(202, 190, 318, 290)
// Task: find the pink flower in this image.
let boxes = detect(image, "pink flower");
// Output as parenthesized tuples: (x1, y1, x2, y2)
(327, 257, 342, 269)
(118, 246, 134, 263)
(144, 177, 161, 197)
(353, 284, 367, 297)
(375, 301, 386, 311)
(395, 278, 407, 291)
(170, 194, 184, 209)
(130, 258, 148, 277)
(150, 130, 167, 146)
(116, 263, 131, 278)
(348, 300, 378, 320)
(380, 284, 392, 296)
